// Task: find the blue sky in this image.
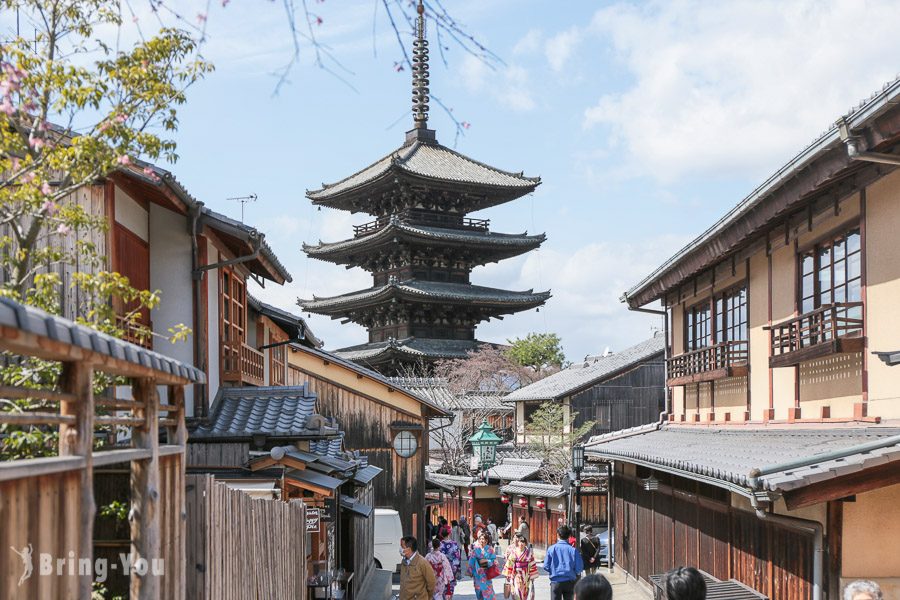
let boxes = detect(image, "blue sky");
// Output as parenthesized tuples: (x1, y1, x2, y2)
(154, 0, 900, 362)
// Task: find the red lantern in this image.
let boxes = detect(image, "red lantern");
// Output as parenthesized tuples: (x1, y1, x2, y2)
(500, 494, 510, 504)
(518, 496, 528, 508)
(467, 498, 473, 505)
(467, 488, 474, 498)
(536, 497, 546, 510)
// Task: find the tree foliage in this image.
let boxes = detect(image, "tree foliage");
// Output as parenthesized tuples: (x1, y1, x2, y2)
(524, 401, 594, 485)
(433, 344, 543, 394)
(0, 0, 210, 459)
(506, 332, 566, 373)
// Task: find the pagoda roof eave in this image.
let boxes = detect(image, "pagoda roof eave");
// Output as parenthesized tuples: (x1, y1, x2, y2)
(302, 222, 546, 262)
(305, 140, 540, 208)
(333, 337, 496, 364)
(298, 280, 551, 317)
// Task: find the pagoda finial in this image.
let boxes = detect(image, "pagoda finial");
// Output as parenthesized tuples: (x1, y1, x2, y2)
(411, 0, 430, 129)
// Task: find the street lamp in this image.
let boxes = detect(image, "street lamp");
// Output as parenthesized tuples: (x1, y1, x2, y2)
(571, 445, 585, 541)
(469, 418, 502, 470)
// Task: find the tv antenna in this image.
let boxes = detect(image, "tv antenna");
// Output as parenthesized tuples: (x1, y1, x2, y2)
(227, 194, 258, 222)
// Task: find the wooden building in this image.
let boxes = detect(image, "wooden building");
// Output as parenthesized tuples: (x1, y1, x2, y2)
(285, 343, 450, 543)
(506, 335, 665, 443)
(299, 3, 548, 373)
(588, 78, 900, 599)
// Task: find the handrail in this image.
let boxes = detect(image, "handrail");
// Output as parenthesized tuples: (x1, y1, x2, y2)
(766, 302, 863, 356)
(353, 209, 490, 237)
(667, 340, 748, 379)
(223, 341, 265, 386)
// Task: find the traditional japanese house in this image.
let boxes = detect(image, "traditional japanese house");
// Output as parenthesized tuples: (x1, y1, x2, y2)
(284, 343, 450, 543)
(300, 1, 549, 374)
(499, 481, 568, 551)
(188, 386, 383, 600)
(588, 79, 900, 599)
(505, 335, 665, 443)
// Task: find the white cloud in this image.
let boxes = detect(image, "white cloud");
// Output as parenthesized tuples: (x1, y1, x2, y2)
(513, 29, 543, 56)
(459, 55, 536, 112)
(582, 0, 900, 182)
(471, 234, 690, 362)
(544, 28, 581, 72)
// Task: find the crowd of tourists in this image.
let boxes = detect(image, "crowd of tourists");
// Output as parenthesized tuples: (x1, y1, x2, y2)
(399, 517, 885, 600)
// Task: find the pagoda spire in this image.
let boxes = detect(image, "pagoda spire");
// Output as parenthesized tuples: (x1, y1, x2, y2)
(411, 0, 430, 130)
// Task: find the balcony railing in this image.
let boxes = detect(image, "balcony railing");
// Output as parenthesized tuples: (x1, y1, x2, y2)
(115, 314, 152, 349)
(222, 342, 265, 386)
(766, 302, 864, 368)
(353, 209, 490, 237)
(666, 341, 749, 386)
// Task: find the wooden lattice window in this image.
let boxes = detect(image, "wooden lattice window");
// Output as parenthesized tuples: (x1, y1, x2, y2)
(269, 327, 287, 386)
(685, 301, 711, 350)
(714, 285, 747, 344)
(220, 266, 246, 376)
(800, 228, 861, 313)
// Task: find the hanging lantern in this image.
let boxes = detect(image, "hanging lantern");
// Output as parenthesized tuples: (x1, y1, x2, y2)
(518, 496, 528, 508)
(500, 493, 510, 504)
(467, 498, 473, 505)
(467, 488, 474, 498)
(468, 419, 502, 470)
(535, 497, 546, 510)
(642, 474, 659, 491)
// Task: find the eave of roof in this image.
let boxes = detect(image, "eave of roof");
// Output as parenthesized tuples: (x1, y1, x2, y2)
(306, 140, 540, 203)
(333, 338, 486, 363)
(300, 280, 550, 314)
(248, 294, 322, 348)
(499, 480, 566, 498)
(624, 76, 900, 308)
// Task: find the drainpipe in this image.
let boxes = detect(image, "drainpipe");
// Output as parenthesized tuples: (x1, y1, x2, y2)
(189, 203, 208, 417)
(747, 490, 822, 600)
(837, 117, 900, 165)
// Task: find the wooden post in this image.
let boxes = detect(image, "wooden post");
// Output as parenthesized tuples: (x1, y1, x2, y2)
(59, 361, 95, 599)
(169, 385, 187, 600)
(131, 378, 161, 600)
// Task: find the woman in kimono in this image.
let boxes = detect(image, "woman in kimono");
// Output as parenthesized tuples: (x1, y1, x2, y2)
(438, 528, 462, 598)
(426, 538, 454, 600)
(468, 531, 497, 600)
(502, 533, 538, 600)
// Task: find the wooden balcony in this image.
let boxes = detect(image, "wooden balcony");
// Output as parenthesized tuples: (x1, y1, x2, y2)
(766, 302, 864, 368)
(666, 341, 749, 386)
(222, 342, 265, 386)
(353, 209, 490, 237)
(115, 314, 152, 349)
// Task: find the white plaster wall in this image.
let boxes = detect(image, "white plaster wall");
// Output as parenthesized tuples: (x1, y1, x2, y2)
(207, 240, 220, 404)
(114, 186, 149, 241)
(148, 203, 194, 413)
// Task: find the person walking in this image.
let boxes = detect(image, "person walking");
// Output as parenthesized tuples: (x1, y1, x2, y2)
(574, 574, 613, 600)
(450, 520, 463, 546)
(399, 536, 436, 600)
(579, 526, 602, 575)
(438, 528, 462, 599)
(459, 516, 472, 553)
(844, 580, 884, 600)
(468, 530, 498, 600)
(516, 515, 530, 545)
(543, 525, 584, 600)
(487, 517, 499, 551)
(502, 532, 538, 600)
(426, 538, 454, 600)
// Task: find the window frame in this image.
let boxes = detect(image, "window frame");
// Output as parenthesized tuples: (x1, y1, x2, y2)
(797, 226, 861, 314)
(683, 283, 748, 352)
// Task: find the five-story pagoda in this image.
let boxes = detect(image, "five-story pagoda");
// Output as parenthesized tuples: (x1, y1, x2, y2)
(300, 1, 549, 373)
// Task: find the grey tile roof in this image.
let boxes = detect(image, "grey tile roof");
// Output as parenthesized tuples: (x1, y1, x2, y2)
(200, 207, 292, 284)
(310, 434, 344, 458)
(353, 465, 383, 486)
(496, 445, 541, 461)
(193, 385, 325, 438)
(873, 349, 900, 366)
(304, 222, 545, 259)
(285, 468, 344, 491)
(425, 470, 486, 488)
(484, 458, 543, 482)
(0, 297, 205, 383)
(307, 141, 540, 201)
(585, 425, 900, 495)
(300, 280, 550, 313)
(248, 294, 322, 348)
(505, 336, 665, 402)
(499, 480, 566, 498)
(334, 338, 482, 362)
(288, 344, 450, 417)
(624, 76, 900, 308)
(389, 377, 513, 412)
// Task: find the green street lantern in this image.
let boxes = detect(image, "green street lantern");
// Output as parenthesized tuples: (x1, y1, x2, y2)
(469, 418, 502, 470)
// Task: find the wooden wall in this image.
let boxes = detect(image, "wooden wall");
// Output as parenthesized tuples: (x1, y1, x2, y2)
(292, 369, 429, 542)
(185, 474, 307, 600)
(570, 356, 666, 438)
(612, 470, 814, 599)
(510, 505, 567, 550)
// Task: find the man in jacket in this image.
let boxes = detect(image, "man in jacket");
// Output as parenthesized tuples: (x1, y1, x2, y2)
(579, 526, 602, 575)
(543, 525, 584, 600)
(399, 536, 436, 600)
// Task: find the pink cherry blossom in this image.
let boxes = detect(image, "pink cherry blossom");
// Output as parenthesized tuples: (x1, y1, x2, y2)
(56, 224, 71, 235)
(41, 182, 52, 195)
(42, 200, 58, 215)
(29, 137, 45, 149)
(197, 13, 207, 23)
(116, 155, 131, 166)
(115, 113, 127, 123)
(0, 97, 14, 116)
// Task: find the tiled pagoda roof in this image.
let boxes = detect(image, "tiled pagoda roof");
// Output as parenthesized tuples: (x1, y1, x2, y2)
(299, 280, 550, 316)
(333, 337, 484, 364)
(303, 222, 545, 265)
(306, 139, 540, 211)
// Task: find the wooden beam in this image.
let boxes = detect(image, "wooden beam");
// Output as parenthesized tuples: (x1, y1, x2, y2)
(131, 378, 161, 600)
(783, 460, 900, 509)
(58, 361, 95, 600)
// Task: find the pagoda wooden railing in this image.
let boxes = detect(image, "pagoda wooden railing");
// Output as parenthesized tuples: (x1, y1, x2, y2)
(666, 341, 749, 386)
(222, 341, 265, 386)
(766, 302, 864, 368)
(0, 299, 202, 599)
(354, 209, 490, 237)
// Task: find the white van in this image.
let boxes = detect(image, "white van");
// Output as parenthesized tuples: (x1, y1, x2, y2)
(373, 508, 404, 573)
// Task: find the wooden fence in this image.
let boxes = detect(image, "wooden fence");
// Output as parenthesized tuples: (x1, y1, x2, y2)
(0, 297, 203, 599)
(185, 474, 307, 600)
